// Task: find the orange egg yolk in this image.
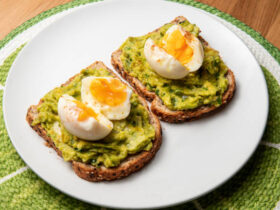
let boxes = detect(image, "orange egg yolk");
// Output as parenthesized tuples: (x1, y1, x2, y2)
(159, 28, 193, 65)
(90, 78, 127, 107)
(73, 100, 98, 121)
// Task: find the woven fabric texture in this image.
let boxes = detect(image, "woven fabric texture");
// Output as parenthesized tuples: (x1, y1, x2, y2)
(0, 0, 280, 209)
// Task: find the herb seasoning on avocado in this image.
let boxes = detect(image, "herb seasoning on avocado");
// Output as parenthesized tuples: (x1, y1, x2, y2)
(32, 68, 155, 168)
(120, 20, 228, 110)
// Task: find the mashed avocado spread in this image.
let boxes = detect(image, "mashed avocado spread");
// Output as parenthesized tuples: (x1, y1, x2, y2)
(32, 68, 155, 168)
(120, 20, 229, 110)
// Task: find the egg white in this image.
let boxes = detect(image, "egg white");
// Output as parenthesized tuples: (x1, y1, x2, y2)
(81, 76, 132, 120)
(144, 38, 187, 79)
(144, 25, 204, 79)
(58, 94, 113, 141)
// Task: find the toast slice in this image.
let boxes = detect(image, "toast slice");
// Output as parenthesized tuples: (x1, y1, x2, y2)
(26, 61, 162, 182)
(111, 16, 236, 123)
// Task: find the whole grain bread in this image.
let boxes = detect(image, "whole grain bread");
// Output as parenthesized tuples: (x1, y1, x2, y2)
(26, 61, 162, 182)
(111, 16, 236, 123)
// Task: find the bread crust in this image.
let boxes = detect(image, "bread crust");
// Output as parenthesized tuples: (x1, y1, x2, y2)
(111, 16, 236, 123)
(26, 61, 162, 181)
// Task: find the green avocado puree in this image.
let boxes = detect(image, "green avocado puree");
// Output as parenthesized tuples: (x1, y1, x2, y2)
(32, 68, 155, 168)
(120, 20, 229, 110)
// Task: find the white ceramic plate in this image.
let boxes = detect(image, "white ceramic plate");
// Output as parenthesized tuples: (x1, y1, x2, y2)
(3, 0, 268, 208)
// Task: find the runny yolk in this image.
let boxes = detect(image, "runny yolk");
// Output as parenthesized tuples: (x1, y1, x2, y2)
(159, 28, 193, 65)
(90, 78, 127, 107)
(73, 100, 98, 121)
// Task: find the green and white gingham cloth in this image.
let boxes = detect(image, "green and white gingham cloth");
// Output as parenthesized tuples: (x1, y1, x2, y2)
(1, 0, 280, 209)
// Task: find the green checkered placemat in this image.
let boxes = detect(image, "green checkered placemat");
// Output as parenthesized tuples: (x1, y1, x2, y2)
(1, 0, 280, 209)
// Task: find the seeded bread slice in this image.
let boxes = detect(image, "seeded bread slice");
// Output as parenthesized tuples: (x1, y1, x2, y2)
(111, 16, 236, 123)
(26, 61, 162, 182)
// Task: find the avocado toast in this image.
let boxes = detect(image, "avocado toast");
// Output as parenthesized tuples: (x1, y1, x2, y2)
(26, 61, 162, 181)
(111, 16, 236, 123)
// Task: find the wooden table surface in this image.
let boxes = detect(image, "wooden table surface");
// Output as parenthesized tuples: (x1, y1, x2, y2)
(0, 0, 279, 49)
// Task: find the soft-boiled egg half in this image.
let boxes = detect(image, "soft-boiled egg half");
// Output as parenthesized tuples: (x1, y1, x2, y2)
(58, 94, 113, 141)
(144, 25, 204, 79)
(81, 77, 132, 120)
